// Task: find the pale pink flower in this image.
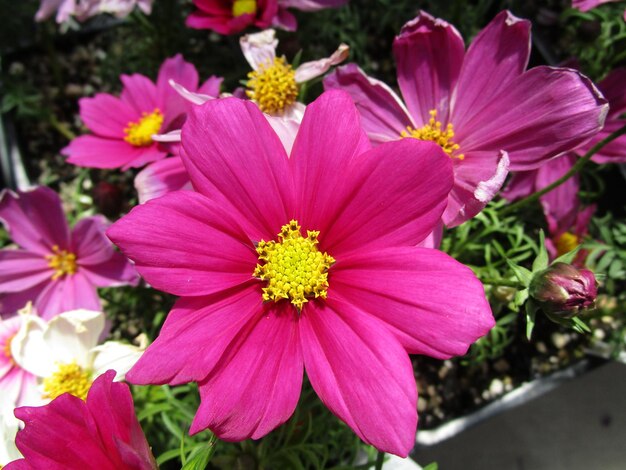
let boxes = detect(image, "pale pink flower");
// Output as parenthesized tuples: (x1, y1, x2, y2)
(61, 55, 222, 170)
(0, 187, 138, 319)
(324, 11, 608, 226)
(572, 0, 626, 19)
(107, 91, 494, 456)
(5, 370, 156, 470)
(35, 0, 153, 23)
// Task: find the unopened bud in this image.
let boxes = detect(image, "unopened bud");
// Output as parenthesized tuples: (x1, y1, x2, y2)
(529, 262, 597, 318)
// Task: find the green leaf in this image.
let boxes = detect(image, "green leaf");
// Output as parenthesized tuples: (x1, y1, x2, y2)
(553, 245, 582, 265)
(525, 301, 538, 340)
(514, 288, 529, 308)
(532, 230, 549, 272)
(181, 437, 217, 470)
(507, 259, 533, 287)
(572, 316, 591, 334)
(423, 463, 439, 470)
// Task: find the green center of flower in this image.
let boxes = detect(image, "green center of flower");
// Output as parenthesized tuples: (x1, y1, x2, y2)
(43, 362, 92, 401)
(46, 245, 77, 280)
(232, 0, 257, 16)
(246, 57, 299, 115)
(556, 231, 580, 257)
(401, 109, 464, 159)
(124, 108, 164, 147)
(253, 220, 335, 310)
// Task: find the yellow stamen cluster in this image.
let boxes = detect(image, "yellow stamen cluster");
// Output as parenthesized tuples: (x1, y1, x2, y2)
(2, 334, 14, 365)
(401, 109, 464, 159)
(46, 245, 77, 280)
(555, 231, 580, 257)
(253, 220, 335, 310)
(123, 108, 164, 147)
(246, 57, 298, 115)
(232, 0, 257, 16)
(42, 362, 92, 401)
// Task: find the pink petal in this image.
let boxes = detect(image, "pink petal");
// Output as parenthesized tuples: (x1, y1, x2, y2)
(79, 254, 139, 288)
(300, 298, 417, 457)
(107, 191, 257, 297)
(444, 150, 510, 227)
(451, 11, 531, 129)
(456, 66, 608, 171)
(120, 74, 158, 115)
(587, 121, 626, 163)
(537, 154, 579, 234)
(134, 157, 192, 204)
(190, 301, 303, 440)
(240, 29, 278, 71)
(0, 187, 70, 255)
(127, 284, 262, 385)
(393, 11, 465, 126)
(35, 274, 101, 320)
(0, 284, 47, 317)
(198, 75, 223, 97)
(599, 68, 626, 118)
(278, 0, 347, 10)
(299, 137, 453, 254)
(0, 250, 51, 293)
(78, 94, 137, 139)
(62, 135, 167, 170)
(501, 170, 538, 201)
(180, 97, 294, 241)
(156, 54, 199, 129)
(294, 43, 349, 83)
(323, 63, 413, 144)
(70, 216, 116, 265)
(331, 246, 494, 357)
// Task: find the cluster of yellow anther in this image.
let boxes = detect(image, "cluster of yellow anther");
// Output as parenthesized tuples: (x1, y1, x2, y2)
(2, 334, 14, 365)
(555, 232, 580, 257)
(246, 57, 298, 115)
(401, 109, 464, 159)
(253, 220, 335, 310)
(232, 0, 257, 16)
(123, 108, 164, 147)
(42, 362, 92, 400)
(46, 245, 77, 280)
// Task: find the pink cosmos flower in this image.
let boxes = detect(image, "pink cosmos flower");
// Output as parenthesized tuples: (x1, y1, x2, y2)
(5, 370, 156, 470)
(572, 0, 626, 20)
(186, 0, 348, 35)
(0, 309, 40, 422)
(0, 187, 138, 319)
(323, 10, 608, 227)
(107, 91, 494, 456)
(61, 55, 222, 170)
(546, 204, 596, 265)
(36, 0, 153, 23)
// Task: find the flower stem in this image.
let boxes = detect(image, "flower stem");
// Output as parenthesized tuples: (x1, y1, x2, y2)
(501, 123, 626, 215)
(375, 450, 385, 470)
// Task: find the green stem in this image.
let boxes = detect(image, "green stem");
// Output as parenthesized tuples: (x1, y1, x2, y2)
(49, 114, 76, 140)
(375, 450, 385, 470)
(479, 278, 524, 288)
(502, 123, 626, 215)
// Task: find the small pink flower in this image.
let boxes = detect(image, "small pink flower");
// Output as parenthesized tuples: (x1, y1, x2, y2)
(324, 11, 608, 226)
(107, 91, 494, 456)
(5, 370, 156, 470)
(572, 0, 625, 19)
(186, 0, 347, 35)
(0, 187, 138, 319)
(62, 55, 222, 170)
(35, 0, 153, 23)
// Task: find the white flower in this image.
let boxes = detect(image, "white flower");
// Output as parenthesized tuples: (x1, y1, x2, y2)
(0, 418, 21, 467)
(11, 309, 144, 402)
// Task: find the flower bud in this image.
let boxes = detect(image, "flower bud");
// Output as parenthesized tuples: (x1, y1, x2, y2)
(529, 262, 597, 318)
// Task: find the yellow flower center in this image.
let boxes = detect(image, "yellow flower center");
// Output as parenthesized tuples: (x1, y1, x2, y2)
(232, 0, 256, 16)
(555, 231, 580, 257)
(42, 362, 92, 401)
(2, 334, 14, 365)
(401, 109, 464, 159)
(46, 245, 77, 280)
(123, 108, 164, 147)
(246, 57, 298, 115)
(253, 220, 335, 310)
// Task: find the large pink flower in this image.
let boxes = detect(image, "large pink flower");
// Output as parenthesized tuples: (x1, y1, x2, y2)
(107, 91, 494, 456)
(186, 0, 347, 34)
(324, 10, 608, 226)
(5, 370, 156, 470)
(0, 187, 138, 319)
(61, 55, 222, 170)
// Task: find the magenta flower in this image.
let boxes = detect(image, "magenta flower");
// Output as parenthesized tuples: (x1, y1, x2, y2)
(0, 187, 138, 319)
(187, 0, 348, 35)
(61, 55, 222, 170)
(107, 91, 494, 456)
(324, 11, 608, 226)
(5, 370, 156, 470)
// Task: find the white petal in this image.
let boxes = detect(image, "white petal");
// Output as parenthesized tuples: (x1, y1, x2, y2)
(90, 341, 145, 380)
(294, 43, 349, 83)
(240, 29, 278, 70)
(10, 315, 54, 378)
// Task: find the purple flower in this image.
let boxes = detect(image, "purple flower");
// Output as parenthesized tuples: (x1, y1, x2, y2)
(0, 187, 138, 319)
